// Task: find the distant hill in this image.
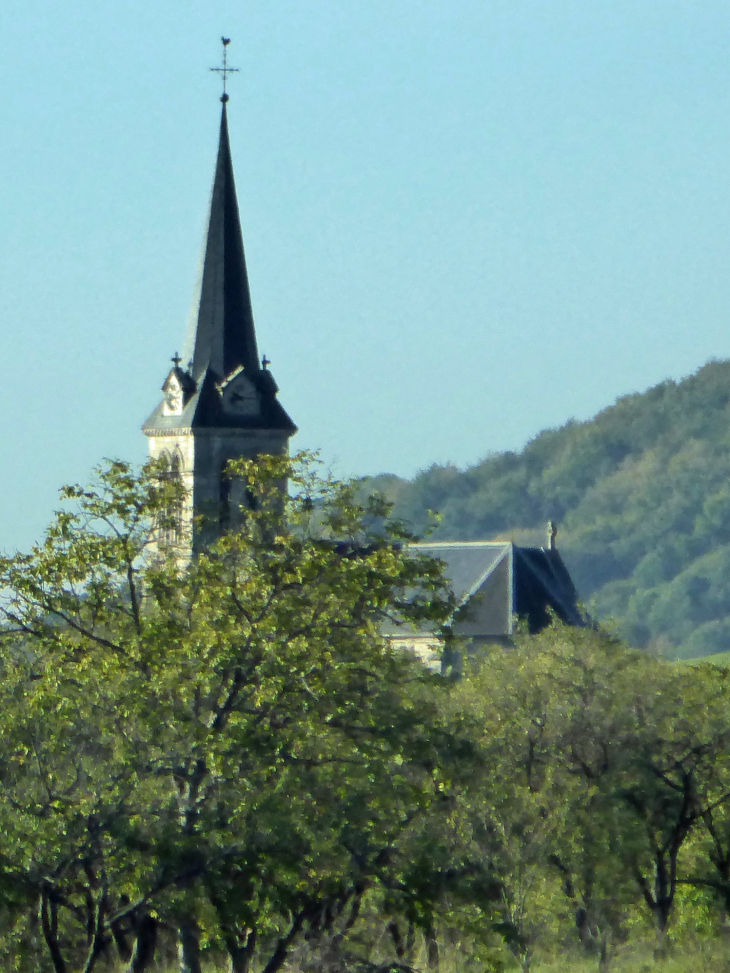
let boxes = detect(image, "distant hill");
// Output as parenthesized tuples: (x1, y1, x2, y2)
(370, 359, 730, 660)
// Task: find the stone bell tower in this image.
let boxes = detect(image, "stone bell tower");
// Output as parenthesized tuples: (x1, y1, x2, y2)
(142, 97, 296, 550)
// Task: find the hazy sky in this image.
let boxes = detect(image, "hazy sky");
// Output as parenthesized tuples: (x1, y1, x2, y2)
(2, 1, 730, 550)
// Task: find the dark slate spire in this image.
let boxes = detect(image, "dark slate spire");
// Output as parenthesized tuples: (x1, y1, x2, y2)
(144, 100, 297, 438)
(186, 103, 259, 382)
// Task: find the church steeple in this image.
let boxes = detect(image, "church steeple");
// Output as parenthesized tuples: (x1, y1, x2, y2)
(184, 104, 260, 382)
(143, 73, 296, 548)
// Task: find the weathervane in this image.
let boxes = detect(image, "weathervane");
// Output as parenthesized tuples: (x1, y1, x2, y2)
(210, 37, 240, 103)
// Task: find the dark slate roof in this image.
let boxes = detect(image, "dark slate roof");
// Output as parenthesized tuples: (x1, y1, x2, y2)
(389, 541, 583, 639)
(142, 367, 297, 434)
(414, 542, 509, 603)
(513, 546, 584, 632)
(184, 104, 260, 382)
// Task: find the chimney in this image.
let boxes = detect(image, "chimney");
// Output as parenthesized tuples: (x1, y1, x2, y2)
(546, 521, 557, 551)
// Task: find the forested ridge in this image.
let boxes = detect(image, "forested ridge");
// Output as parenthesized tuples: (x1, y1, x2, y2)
(371, 358, 730, 659)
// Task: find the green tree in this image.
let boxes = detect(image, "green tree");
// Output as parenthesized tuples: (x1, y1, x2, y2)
(450, 625, 730, 967)
(448, 629, 579, 973)
(0, 454, 461, 973)
(604, 661, 730, 954)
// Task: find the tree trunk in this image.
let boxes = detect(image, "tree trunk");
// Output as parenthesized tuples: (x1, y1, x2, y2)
(634, 850, 676, 957)
(228, 947, 252, 973)
(701, 808, 730, 928)
(322, 887, 364, 971)
(111, 894, 133, 963)
(178, 917, 203, 973)
(597, 936, 611, 973)
(425, 929, 439, 971)
(260, 910, 308, 973)
(404, 922, 416, 964)
(388, 921, 405, 962)
(111, 921, 132, 964)
(206, 881, 257, 973)
(651, 869, 673, 958)
(40, 891, 67, 973)
(653, 912, 671, 959)
(128, 915, 159, 973)
(80, 890, 108, 973)
(225, 929, 256, 973)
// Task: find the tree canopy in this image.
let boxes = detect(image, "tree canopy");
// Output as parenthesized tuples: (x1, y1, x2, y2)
(0, 455, 463, 973)
(4, 453, 730, 973)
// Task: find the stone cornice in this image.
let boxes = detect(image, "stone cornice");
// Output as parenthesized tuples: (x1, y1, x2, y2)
(144, 427, 289, 440)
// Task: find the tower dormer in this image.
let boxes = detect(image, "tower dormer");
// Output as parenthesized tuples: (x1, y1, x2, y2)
(142, 99, 297, 549)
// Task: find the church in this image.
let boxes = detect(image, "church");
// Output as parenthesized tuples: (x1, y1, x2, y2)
(142, 84, 583, 652)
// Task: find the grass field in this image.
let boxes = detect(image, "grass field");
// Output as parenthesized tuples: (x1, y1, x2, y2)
(103, 935, 730, 972)
(680, 652, 730, 666)
(423, 937, 730, 973)
(530, 941, 730, 973)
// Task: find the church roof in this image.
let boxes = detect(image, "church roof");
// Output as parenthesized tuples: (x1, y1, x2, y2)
(415, 542, 509, 604)
(388, 541, 584, 639)
(142, 365, 296, 434)
(511, 544, 584, 632)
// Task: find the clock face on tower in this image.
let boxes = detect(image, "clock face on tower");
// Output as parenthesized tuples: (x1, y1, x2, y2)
(221, 373, 259, 417)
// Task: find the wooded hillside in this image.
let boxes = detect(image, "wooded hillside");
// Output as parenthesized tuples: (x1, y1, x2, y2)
(372, 359, 730, 659)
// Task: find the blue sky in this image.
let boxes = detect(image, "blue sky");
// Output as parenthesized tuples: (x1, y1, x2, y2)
(2, 1, 730, 550)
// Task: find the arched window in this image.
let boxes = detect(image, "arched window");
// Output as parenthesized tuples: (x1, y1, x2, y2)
(159, 450, 184, 549)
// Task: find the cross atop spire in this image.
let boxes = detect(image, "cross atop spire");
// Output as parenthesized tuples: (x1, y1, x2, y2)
(210, 37, 240, 103)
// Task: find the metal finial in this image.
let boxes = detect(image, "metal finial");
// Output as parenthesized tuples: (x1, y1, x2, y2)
(210, 36, 240, 102)
(261, 355, 271, 370)
(171, 352, 182, 367)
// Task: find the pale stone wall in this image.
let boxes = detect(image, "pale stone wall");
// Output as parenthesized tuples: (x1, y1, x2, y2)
(388, 636, 443, 673)
(146, 433, 195, 555)
(147, 427, 289, 552)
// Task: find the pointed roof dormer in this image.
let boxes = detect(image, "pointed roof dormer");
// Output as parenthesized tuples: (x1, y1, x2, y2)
(185, 103, 259, 382)
(161, 356, 196, 417)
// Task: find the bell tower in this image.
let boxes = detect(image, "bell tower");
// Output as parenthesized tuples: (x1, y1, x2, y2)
(143, 85, 296, 549)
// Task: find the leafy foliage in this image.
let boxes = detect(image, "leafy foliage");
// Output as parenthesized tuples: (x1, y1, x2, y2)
(449, 627, 730, 968)
(4, 455, 730, 972)
(0, 455, 464, 973)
